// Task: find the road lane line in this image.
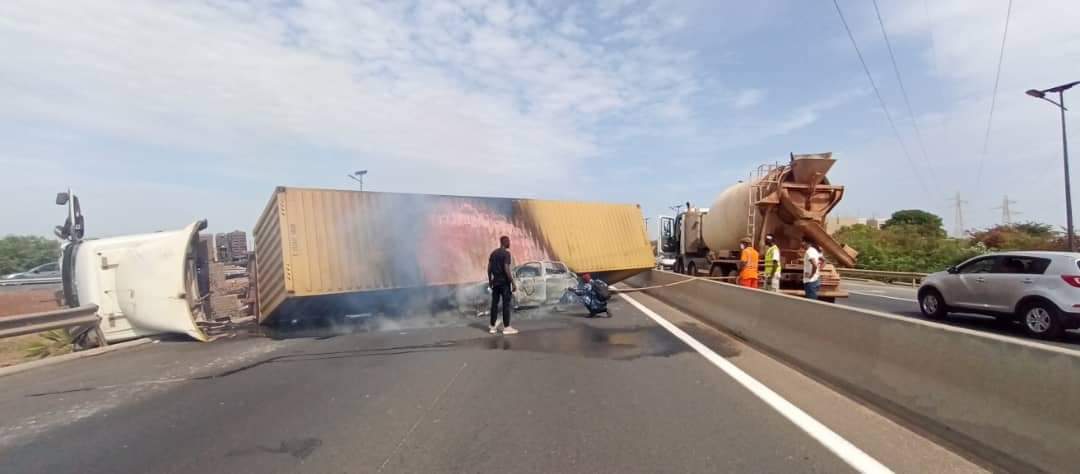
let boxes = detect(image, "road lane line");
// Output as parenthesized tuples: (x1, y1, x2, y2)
(620, 294, 893, 474)
(848, 291, 917, 303)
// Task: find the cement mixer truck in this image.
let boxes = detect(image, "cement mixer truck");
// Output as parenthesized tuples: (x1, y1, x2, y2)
(658, 152, 857, 301)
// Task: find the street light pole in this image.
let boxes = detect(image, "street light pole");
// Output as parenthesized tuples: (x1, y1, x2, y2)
(347, 170, 368, 192)
(1026, 81, 1079, 251)
(1061, 90, 1074, 252)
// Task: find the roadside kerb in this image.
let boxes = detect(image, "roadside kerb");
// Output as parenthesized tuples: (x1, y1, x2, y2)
(624, 270, 1080, 473)
(0, 337, 153, 378)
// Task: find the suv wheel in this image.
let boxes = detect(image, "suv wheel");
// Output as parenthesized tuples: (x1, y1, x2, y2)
(1020, 301, 1064, 340)
(919, 288, 948, 319)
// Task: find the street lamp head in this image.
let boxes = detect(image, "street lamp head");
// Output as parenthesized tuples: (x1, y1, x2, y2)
(1046, 80, 1080, 93)
(1026, 89, 1046, 99)
(354, 170, 368, 176)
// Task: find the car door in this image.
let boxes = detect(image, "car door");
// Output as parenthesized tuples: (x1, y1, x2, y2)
(949, 256, 999, 309)
(983, 256, 1052, 313)
(514, 262, 545, 307)
(543, 262, 574, 304)
(36, 263, 60, 278)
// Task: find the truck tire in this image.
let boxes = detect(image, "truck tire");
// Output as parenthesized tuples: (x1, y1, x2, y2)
(709, 265, 724, 277)
(673, 260, 684, 274)
(686, 262, 697, 276)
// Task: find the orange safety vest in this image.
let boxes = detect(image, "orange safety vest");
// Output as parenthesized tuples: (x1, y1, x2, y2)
(739, 247, 759, 280)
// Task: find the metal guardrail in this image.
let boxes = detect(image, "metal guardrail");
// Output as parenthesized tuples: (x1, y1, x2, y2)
(0, 277, 63, 287)
(836, 268, 929, 286)
(0, 304, 104, 344)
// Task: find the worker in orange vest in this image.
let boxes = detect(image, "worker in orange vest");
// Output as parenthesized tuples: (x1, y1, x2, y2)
(737, 237, 759, 289)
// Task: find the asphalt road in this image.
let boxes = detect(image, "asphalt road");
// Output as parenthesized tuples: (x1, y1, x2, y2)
(839, 280, 1080, 346)
(0, 293, 984, 473)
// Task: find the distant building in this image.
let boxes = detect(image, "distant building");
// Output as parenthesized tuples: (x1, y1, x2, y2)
(197, 234, 215, 264)
(214, 230, 249, 264)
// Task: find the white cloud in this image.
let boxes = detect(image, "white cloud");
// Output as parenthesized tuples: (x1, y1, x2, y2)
(834, 0, 1080, 229)
(732, 89, 766, 109)
(0, 0, 703, 235)
(597, 0, 636, 19)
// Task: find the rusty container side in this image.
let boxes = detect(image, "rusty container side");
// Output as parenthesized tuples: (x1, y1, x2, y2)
(253, 187, 654, 322)
(253, 188, 289, 323)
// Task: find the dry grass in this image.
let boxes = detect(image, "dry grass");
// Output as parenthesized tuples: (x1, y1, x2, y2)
(0, 285, 67, 367)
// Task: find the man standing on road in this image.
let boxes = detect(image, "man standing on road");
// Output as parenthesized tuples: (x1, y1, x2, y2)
(487, 235, 518, 335)
(737, 237, 759, 288)
(763, 234, 781, 291)
(801, 236, 823, 300)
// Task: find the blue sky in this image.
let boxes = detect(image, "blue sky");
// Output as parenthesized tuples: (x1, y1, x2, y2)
(1, 0, 1078, 239)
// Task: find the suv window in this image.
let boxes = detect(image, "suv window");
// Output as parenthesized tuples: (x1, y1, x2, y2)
(34, 263, 58, 273)
(516, 263, 542, 278)
(958, 257, 996, 274)
(543, 262, 567, 274)
(995, 256, 1051, 275)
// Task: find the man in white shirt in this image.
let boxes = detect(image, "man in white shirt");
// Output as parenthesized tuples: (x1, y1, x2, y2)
(801, 236, 824, 300)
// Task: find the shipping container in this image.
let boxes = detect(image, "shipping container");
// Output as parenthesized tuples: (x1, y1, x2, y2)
(254, 187, 654, 323)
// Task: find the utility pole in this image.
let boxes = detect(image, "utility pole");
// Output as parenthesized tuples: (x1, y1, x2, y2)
(347, 170, 368, 191)
(992, 195, 1019, 225)
(1026, 80, 1078, 251)
(947, 192, 968, 238)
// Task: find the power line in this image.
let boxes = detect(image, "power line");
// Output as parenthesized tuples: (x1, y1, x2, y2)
(830, 0, 930, 195)
(870, 0, 937, 193)
(974, 0, 1014, 191)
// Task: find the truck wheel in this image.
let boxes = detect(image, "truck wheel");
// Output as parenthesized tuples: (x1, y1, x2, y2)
(673, 260, 684, 274)
(686, 262, 697, 276)
(1020, 301, 1064, 340)
(709, 265, 723, 277)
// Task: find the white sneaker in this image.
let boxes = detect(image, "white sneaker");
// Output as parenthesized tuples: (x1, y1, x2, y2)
(489, 325, 498, 334)
(502, 326, 519, 335)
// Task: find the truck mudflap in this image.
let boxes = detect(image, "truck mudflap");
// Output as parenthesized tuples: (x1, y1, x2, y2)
(71, 220, 210, 342)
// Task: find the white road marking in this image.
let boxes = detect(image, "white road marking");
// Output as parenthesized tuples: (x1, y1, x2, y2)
(848, 291, 918, 303)
(621, 294, 893, 474)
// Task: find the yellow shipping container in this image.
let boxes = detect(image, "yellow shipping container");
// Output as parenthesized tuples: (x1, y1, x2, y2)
(253, 187, 653, 322)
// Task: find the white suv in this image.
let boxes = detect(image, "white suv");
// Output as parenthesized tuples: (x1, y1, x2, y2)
(918, 251, 1080, 339)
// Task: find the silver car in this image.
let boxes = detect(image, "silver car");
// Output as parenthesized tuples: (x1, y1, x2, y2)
(918, 251, 1080, 339)
(0, 262, 61, 284)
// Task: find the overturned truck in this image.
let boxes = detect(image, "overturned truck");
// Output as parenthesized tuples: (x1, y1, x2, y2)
(252, 188, 655, 324)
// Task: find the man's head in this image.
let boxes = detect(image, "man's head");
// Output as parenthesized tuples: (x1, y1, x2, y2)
(500, 235, 510, 249)
(739, 237, 752, 249)
(765, 234, 774, 246)
(801, 236, 814, 249)
(581, 273, 591, 283)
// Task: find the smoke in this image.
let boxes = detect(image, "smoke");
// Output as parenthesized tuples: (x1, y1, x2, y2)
(268, 190, 565, 329)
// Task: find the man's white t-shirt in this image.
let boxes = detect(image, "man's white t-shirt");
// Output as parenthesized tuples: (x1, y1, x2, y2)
(803, 247, 822, 283)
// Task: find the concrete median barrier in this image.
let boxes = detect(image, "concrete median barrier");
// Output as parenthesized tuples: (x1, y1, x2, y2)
(624, 270, 1080, 473)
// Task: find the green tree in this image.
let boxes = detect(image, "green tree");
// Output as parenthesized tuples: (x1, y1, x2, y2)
(968, 221, 1063, 251)
(882, 210, 945, 237)
(0, 236, 60, 275)
(834, 223, 983, 273)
